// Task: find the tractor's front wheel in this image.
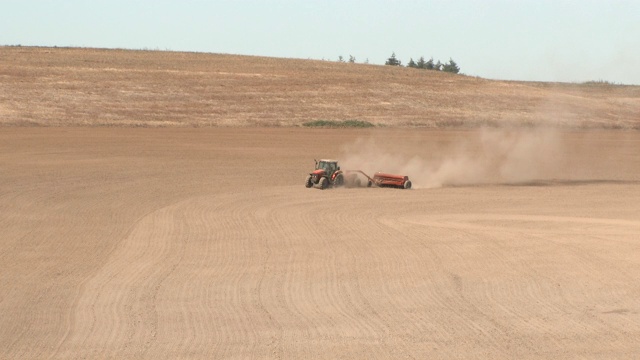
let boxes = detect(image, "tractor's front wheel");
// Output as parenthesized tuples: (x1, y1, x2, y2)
(318, 177, 328, 190)
(403, 180, 412, 189)
(305, 175, 313, 188)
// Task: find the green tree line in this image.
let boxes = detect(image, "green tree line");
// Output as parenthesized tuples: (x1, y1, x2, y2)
(385, 52, 460, 74)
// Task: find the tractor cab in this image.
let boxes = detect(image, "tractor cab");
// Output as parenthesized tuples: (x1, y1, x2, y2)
(315, 159, 340, 177)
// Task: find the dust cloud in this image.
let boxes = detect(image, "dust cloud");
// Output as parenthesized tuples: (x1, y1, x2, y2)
(340, 128, 564, 188)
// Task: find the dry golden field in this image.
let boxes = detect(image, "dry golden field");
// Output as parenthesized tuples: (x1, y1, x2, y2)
(1, 46, 639, 128)
(1, 47, 640, 359)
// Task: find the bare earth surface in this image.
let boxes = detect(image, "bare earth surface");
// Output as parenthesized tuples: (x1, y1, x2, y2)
(1, 128, 639, 359)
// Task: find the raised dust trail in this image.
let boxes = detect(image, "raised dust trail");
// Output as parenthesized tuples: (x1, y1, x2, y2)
(340, 127, 563, 188)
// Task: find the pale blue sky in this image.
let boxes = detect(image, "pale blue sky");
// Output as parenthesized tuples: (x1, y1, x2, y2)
(2, 0, 639, 84)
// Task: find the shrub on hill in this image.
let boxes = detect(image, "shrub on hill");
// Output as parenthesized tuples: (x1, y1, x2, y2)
(582, 80, 622, 86)
(303, 120, 375, 128)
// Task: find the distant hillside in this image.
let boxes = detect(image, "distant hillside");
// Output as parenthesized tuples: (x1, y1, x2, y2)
(1, 46, 639, 129)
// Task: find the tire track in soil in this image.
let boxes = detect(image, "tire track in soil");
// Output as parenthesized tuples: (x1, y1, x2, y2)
(49, 189, 331, 358)
(0, 167, 153, 359)
(54, 200, 188, 358)
(53, 186, 442, 358)
(387, 211, 640, 357)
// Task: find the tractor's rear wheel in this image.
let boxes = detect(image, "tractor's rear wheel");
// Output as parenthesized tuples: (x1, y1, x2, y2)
(334, 174, 344, 187)
(319, 177, 328, 190)
(305, 175, 313, 188)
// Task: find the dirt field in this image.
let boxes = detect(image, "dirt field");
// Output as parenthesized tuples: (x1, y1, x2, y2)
(1, 127, 639, 359)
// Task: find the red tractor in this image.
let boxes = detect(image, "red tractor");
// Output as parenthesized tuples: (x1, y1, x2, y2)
(305, 159, 412, 190)
(305, 159, 344, 189)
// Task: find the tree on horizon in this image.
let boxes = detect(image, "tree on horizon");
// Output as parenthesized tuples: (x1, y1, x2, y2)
(443, 58, 460, 73)
(385, 52, 402, 66)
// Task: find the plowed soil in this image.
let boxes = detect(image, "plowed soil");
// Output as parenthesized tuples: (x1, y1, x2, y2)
(1, 127, 639, 359)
